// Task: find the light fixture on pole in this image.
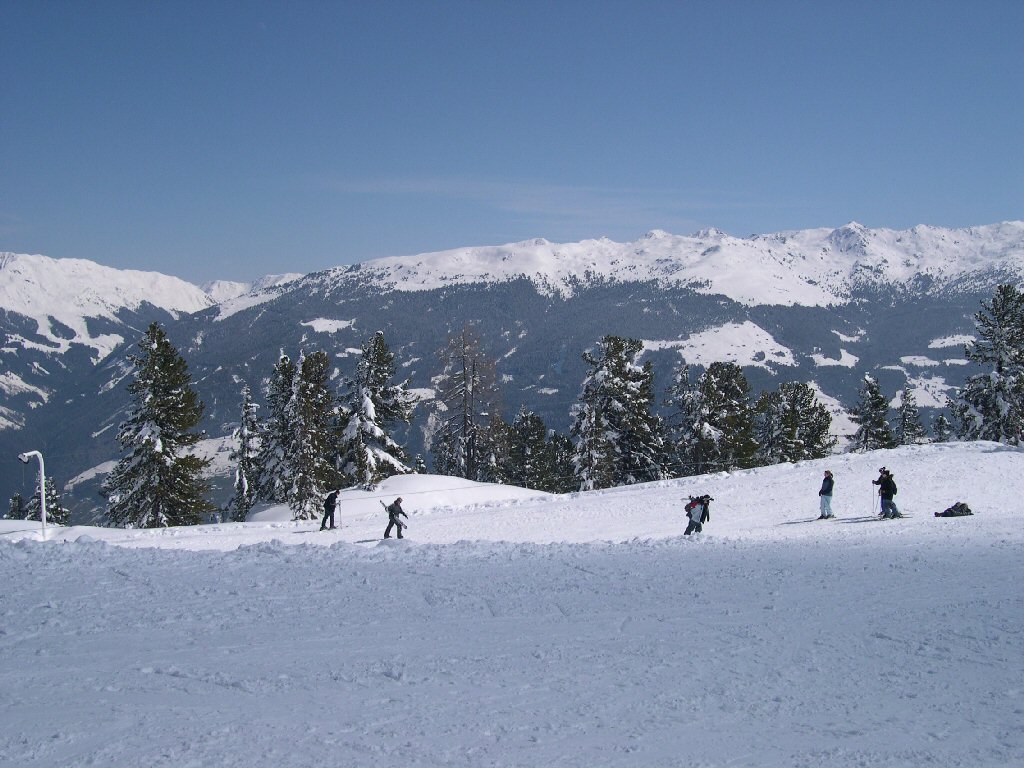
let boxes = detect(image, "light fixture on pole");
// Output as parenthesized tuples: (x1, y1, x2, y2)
(17, 450, 46, 536)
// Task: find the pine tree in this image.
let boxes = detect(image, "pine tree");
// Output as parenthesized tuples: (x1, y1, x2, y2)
(664, 361, 716, 476)
(431, 326, 503, 480)
(24, 476, 71, 526)
(336, 331, 416, 488)
(849, 374, 895, 452)
(692, 362, 758, 472)
(932, 412, 953, 443)
(547, 432, 578, 493)
(226, 384, 260, 522)
(505, 407, 552, 490)
(755, 381, 836, 465)
(476, 413, 512, 484)
(255, 354, 297, 503)
(101, 323, 213, 527)
(286, 350, 338, 520)
(570, 335, 667, 490)
(951, 284, 1024, 445)
(893, 389, 926, 445)
(6, 492, 24, 520)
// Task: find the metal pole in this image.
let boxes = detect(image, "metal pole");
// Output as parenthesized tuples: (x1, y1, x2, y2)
(17, 451, 46, 537)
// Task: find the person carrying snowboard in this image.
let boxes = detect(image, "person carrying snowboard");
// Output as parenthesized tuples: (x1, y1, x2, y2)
(873, 469, 901, 519)
(320, 488, 339, 530)
(817, 470, 835, 519)
(683, 494, 711, 535)
(384, 497, 408, 539)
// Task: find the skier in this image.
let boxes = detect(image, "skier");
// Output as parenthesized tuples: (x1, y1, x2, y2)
(873, 469, 901, 519)
(683, 494, 711, 535)
(817, 470, 835, 519)
(320, 489, 339, 530)
(384, 497, 407, 539)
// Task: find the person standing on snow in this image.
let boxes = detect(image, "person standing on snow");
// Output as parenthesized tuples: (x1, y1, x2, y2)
(384, 497, 407, 539)
(817, 470, 835, 519)
(873, 469, 901, 519)
(320, 489, 339, 530)
(683, 495, 711, 535)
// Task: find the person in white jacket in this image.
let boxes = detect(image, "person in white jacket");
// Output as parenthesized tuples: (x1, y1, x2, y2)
(683, 495, 711, 535)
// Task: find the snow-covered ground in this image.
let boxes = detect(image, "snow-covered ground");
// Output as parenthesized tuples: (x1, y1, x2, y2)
(1, 443, 1021, 767)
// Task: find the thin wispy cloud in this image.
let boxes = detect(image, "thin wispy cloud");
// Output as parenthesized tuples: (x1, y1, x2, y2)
(304, 175, 781, 239)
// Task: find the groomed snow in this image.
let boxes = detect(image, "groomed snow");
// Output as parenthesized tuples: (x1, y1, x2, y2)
(1, 442, 1021, 767)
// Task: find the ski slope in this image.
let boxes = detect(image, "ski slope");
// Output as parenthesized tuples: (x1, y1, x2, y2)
(1, 442, 1022, 767)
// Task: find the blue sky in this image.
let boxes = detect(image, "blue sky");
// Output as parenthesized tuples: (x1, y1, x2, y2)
(2, 1, 1021, 283)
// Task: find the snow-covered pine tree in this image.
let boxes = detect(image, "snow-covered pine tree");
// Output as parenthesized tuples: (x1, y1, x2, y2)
(505, 407, 552, 490)
(694, 362, 758, 472)
(932, 412, 953, 443)
(951, 284, 1024, 445)
(849, 374, 895, 452)
(753, 389, 787, 466)
(286, 350, 338, 520)
(24, 476, 71, 526)
(255, 354, 297, 504)
(336, 331, 416, 489)
(664, 360, 717, 476)
(6, 492, 24, 520)
(430, 326, 502, 480)
(570, 399, 616, 491)
(476, 413, 511, 484)
(570, 335, 667, 490)
(226, 384, 260, 522)
(893, 389, 926, 445)
(755, 381, 835, 463)
(547, 432, 578, 493)
(101, 322, 213, 528)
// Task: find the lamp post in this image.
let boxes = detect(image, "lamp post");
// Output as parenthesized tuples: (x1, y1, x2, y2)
(17, 450, 46, 536)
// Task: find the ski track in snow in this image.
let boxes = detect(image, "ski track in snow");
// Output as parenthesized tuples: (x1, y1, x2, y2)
(1, 443, 1022, 767)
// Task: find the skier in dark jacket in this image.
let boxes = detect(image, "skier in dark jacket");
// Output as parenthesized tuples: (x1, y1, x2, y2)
(320, 489, 339, 530)
(873, 469, 901, 519)
(817, 470, 835, 519)
(384, 497, 407, 539)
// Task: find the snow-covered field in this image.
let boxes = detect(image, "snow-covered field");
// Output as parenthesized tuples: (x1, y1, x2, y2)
(2, 443, 1022, 767)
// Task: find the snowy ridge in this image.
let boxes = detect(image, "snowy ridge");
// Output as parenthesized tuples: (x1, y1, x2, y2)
(315, 221, 1024, 306)
(1, 443, 1021, 767)
(202, 273, 302, 304)
(0, 252, 215, 359)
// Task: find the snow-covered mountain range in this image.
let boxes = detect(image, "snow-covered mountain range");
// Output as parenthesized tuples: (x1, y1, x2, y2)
(2, 221, 1022, 514)
(319, 221, 1024, 305)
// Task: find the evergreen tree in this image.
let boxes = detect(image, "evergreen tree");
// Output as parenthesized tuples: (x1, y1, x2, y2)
(570, 335, 667, 490)
(476, 413, 512, 484)
(286, 351, 338, 520)
(849, 374, 895, 452)
(505, 407, 552, 490)
(547, 432, 578, 493)
(6, 492, 24, 520)
(951, 284, 1024, 445)
(431, 326, 503, 480)
(255, 354, 297, 503)
(101, 323, 213, 527)
(336, 331, 416, 488)
(755, 381, 836, 464)
(697, 362, 758, 471)
(664, 361, 716, 476)
(24, 476, 71, 526)
(413, 455, 427, 474)
(226, 384, 260, 522)
(932, 412, 953, 443)
(893, 389, 926, 445)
